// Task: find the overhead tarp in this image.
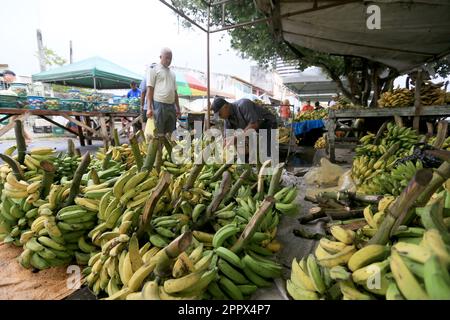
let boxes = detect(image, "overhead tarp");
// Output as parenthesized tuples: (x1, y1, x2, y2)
(256, 0, 450, 73)
(32, 56, 142, 89)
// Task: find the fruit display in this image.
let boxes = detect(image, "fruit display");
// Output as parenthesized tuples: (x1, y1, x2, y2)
(314, 136, 327, 150)
(0, 121, 299, 300)
(128, 98, 140, 112)
(288, 187, 450, 300)
(330, 96, 361, 110)
(351, 123, 426, 195)
(45, 98, 60, 110)
(94, 102, 111, 112)
(61, 99, 85, 112)
(278, 127, 291, 144)
(294, 109, 328, 122)
(378, 88, 414, 108)
(27, 96, 45, 110)
(378, 82, 447, 108)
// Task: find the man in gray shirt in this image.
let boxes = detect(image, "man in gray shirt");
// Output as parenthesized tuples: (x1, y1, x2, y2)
(212, 97, 278, 157)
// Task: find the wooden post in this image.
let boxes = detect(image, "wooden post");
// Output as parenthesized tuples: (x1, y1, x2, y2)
(109, 115, 116, 145)
(75, 115, 85, 147)
(326, 119, 337, 162)
(85, 116, 93, 146)
(99, 116, 109, 150)
(413, 69, 423, 130)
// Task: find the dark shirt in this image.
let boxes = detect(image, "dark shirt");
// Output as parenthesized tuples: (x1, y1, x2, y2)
(225, 99, 277, 131)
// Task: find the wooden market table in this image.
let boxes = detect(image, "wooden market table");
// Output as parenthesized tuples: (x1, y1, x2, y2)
(326, 105, 450, 162)
(0, 108, 141, 147)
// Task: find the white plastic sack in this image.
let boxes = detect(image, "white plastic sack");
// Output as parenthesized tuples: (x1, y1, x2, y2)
(304, 158, 345, 188)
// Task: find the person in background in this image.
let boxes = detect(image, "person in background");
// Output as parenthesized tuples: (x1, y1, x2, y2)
(146, 48, 181, 136)
(127, 81, 141, 99)
(314, 101, 324, 110)
(280, 99, 291, 124)
(328, 94, 338, 107)
(140, 63, 157, 124)
(0, 70, 16, 90)
(301, 99, 314, 112)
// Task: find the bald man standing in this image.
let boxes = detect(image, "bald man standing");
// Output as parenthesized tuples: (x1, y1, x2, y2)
(146, 48, 181, 135)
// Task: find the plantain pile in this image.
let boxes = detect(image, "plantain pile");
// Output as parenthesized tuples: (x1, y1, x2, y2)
(378, 88, 414, 108)
(314, 136, 327, 150)
(352, 123, 424, 194)
(378, 82, 447, 108)
(288, 187, 450, 300)
(0, 120, 301, 300)
(278, 127, 291, 144)
(81, 159, 298, 299)
(330, 96, 361, 110)
(294, 109, 328, 122)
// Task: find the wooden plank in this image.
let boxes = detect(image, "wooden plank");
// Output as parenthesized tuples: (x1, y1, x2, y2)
(85, 116, 93, 145)
(0, 114, 12, 123)
(75, 116, 85, 147)
(99, 116, 109, 150)
(109, 114, 116, 144)
(0, 108, 137, 118)
(413, 70, 423, 130)
(62, 114, 96, 134)
(39, 115, 79, 136)
(331, 105, 450, 119)
(0, 113, 30, 137)
(118, 115, 142, 135)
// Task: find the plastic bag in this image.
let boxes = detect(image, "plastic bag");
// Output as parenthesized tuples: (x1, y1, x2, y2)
(337, 169, 356, 192)
(304, 157, 344, 188)
(144, 118, 155, 141)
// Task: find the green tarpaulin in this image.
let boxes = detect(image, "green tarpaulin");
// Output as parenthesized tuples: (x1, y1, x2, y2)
(32, 56, 142, 89)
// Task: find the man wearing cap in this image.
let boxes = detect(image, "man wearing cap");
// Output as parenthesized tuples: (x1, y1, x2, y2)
(0, 70, 16, 90)
(212, 97, 278, 157)
(146, 48, 181, 135)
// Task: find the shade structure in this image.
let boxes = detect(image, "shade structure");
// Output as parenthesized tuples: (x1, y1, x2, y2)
(32, 56, 143, 90)
(256, 0, 450, 73)
(175, 71, 207, 97)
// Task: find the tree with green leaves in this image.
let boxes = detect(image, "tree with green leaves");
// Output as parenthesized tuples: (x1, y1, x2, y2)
(35, 46, 67, 68)
(169, 0, 448, 107)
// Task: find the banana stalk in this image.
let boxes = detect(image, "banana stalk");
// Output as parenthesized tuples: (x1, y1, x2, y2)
(197, 171, 232, 228)
(67, 139, 76, 156)
(224, 166, 251, 203)
(210, 164, 232, 182)
(0, 154, 24, 180)
(129, 134, 143, 171)
(369, 169, 432, 245)
(113, 128, 120, 146)
(267, 163, 284, 196)
(40, 160, 56, 199)
(230, 197, 275, 254)
(90, 168, 101, 185)
(14, 119, 26, 164)
(142, 136, 158, 172)
(102, 149, 113, 170)
(64, 153, 91, 207)
(154, 232, 192, 277)
(137, 172, 172, 237)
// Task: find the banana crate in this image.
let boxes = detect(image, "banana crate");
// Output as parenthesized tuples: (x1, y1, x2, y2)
(61, 99, 86, 112)
(0, 94, 18, 108)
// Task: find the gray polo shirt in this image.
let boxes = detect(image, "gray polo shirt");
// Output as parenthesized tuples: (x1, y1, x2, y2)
(225, 99, 277, 130)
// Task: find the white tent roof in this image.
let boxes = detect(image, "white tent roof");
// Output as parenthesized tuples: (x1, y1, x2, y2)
(256, 0, 450, 72)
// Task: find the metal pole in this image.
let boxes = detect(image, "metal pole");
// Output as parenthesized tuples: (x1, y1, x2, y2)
(93, 76, 97, 91)
(206, 4, 211, 130)
(70, 40, 73, 64)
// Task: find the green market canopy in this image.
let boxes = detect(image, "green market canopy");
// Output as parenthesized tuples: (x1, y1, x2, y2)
(32, 57, 142, 90)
